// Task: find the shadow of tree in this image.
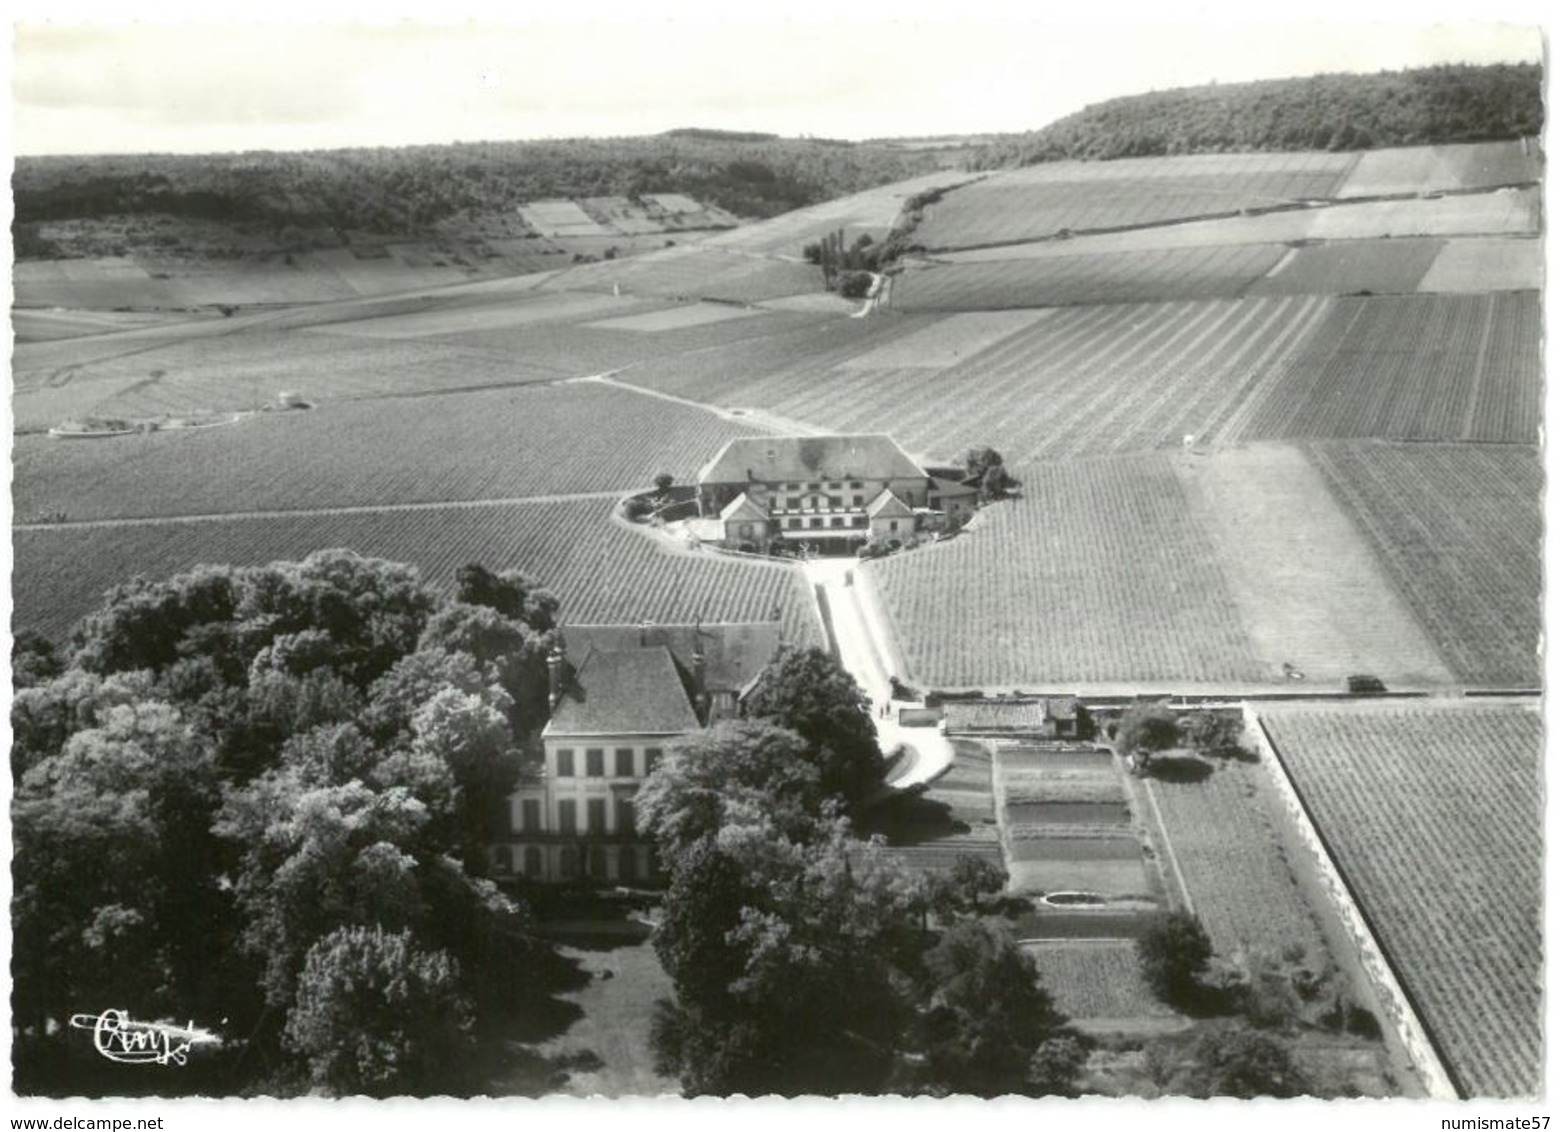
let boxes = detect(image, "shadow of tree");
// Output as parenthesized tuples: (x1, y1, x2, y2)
(1149, 755, 1214, 784)
(860, 792, 969, 846)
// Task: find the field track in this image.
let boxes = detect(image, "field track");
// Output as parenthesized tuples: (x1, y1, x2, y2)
(1260, 703, 1542, 1098)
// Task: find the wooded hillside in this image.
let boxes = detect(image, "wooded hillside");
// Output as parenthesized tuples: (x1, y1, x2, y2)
(978, 64, 1543, 167)
(14, 134, 958, 238)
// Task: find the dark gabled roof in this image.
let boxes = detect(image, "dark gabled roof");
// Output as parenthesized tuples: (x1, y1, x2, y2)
(544, 646, 700, 737)
(699, 434, 924, 486)
(928, 475, 980, 498)
(865, 489, 914, 519)
(563, 622, 783, 696)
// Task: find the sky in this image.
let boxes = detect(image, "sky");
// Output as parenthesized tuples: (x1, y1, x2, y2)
(7, 2, 1548, 157)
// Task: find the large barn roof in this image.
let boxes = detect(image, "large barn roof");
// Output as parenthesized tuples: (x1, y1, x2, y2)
(698, 435, 924, 486)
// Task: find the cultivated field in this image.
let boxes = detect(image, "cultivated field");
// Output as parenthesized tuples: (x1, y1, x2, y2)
(1416, 236, 1543, 293)
(892, 245, 1286, 310)
(1227, 293, 1541, 445)
(866, 453, 1265, 689)
(1022, 940, 1174, 1022)
(13, 498, 821, 647)
(914, 152, 1357, 250)
(1248, 237, 1444, 295)
(1260, 703, 1542, 1097)
(1146, 755, 1332, 962)
(1306, 443, 1542, 688)
(1175, 444, 1453, 687)
(14, 382, 770, 522)
(934, 188, 1541, 260)
(699, 170, 978, 256)
(544, 245, 823, 303)
(997, 741, 1151, 899)
(1335, 139, 1540, 197)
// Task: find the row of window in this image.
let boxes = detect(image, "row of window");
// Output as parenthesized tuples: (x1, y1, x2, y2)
(778, 494, 861, 510)
(783, 515, 871, 530)
(779, 480, 867, 492)
(516, 795, 635, 835)
(554, 746, 662, 778)
(501, 843, 655, 882)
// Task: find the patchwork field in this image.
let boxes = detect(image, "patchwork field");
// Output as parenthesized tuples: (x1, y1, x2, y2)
(14, 382, 769, 523)
(544, 245, 823, 303)
(1306, 443, 1542, 688)
(1260, 704, 1543, 1097)
(934, 188, 1541, 259)
(1248, 238, 1444, 295)
(866, 453, 1264, 689)
(1224, 293, 1541, 445)
(1335, 139, 1540, 197)
(699, 170, 978, 256)
(13, 497, 821, 648)
(1175, 444, 1453, 687)
(1416, 236, 1544, 293)
(892, 245, 1287, 310)
(915, 152, 1357, 251)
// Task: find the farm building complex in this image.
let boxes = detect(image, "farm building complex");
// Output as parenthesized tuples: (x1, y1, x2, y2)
(694, 433, 979, 551)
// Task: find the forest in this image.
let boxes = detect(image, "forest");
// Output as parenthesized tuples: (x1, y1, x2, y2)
(12, 133, 958, 238)
(976, 64, 1543, 166)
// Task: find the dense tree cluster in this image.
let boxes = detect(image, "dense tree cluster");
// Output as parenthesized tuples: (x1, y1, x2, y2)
(11, 553, 561, 1097)
(637, 657, 1084, 1097)
(977, 64, 1543, 167)
(14, 135, 956, 242)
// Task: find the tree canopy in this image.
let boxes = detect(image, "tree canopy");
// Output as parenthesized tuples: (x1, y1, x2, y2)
(11, 550, 557, 1097)
(977, 63, 1543, 167)
(743, 646, 883, 811)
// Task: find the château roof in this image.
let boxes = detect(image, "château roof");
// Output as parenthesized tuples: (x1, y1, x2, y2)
(698, 434, 925, 486)
(562, 622, 782, 696)
(544, 646, 701, 737)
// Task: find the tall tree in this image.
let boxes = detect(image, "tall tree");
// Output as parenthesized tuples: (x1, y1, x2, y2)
(743, 647, 882, 811)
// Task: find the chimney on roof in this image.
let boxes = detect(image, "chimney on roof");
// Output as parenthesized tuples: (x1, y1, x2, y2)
(547, 642, 566, 710)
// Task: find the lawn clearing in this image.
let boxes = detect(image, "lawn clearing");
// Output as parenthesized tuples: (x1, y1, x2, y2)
(522, 941, 678, 1097)
(1260, 703, 1542, 1098)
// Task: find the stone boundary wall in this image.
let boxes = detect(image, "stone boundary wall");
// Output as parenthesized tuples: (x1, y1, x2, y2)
(1245, 704, 1458, 1100)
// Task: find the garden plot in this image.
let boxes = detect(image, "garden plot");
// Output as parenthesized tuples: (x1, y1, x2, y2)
(997, 741, 1152, 900)
(1146, 754, 1332, 963)
(1022, 940, 1176, 1023)
(862, 740, 1002, 876)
